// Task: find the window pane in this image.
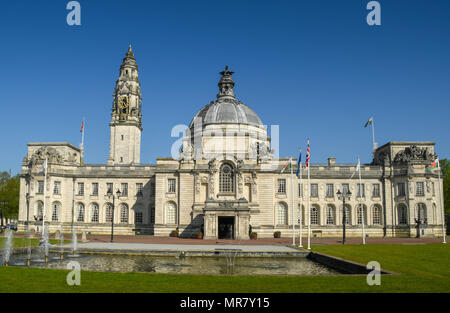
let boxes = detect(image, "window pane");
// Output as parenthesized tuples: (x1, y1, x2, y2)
(277, 179, 286, 193)
(219, 165, 234, 193)
(168, 179, 176, 193)
(311, 184, 318, 197)
(92, 183, 99, 196)
(326, 184, 334, 197)
(277, 203, 287, 225)
(91, 204, 99, 222)
(52, 202, 60, 221)
(53, 181, 61, 195)
(310, 206, 319, 225)
(76, 203, 84, 222)
(135, 212, 143, 224)
(120, 204, 128, 223)
(326, 206, 335, 225)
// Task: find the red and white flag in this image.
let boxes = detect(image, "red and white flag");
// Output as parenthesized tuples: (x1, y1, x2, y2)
(80, 120, 84, 133)
(305, 139, 310, 167)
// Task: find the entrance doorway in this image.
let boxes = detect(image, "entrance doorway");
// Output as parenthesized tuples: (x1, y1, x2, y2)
(218, 216, 234, 239)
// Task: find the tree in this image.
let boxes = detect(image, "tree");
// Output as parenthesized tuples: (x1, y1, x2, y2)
(440, 159, 449, 214)
(0, 172, 20, 224)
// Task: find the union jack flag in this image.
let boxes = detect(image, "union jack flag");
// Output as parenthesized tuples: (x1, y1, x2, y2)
(305, 139, 310, 167)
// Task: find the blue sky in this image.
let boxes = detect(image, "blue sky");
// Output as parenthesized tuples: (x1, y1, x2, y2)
(1, 0, 449, 175)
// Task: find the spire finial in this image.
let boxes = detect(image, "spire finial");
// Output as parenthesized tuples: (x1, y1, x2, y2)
(217, 66, 235, 99)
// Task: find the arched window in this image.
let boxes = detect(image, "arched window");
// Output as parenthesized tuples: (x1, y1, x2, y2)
(51, 202, 61, 222)
(326, 205, 335, 225)
(277, 202, 288, 225)
(76, 203, 85, 222)
(417, 203, 427, 223)
(35, 201, 44, 219)
(90, 203, 99, 223)
(372, 205, 382, 225)
(219, 164, 234, 193)
(298, 204, 305, 225)
(310, 206, 319, 225)
(104, 203, 113, 223)
(398, 204, 407, 225)
(120, 204, 129, 223)
(343, 205, 351, 225)
(166, 202, 177, 224)
(357, 205, 367, 225)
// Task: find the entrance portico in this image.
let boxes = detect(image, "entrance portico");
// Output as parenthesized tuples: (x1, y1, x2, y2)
(203, 199, 250, 240)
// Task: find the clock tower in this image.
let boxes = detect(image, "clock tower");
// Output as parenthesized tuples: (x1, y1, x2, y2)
(108, 46, 142, 165)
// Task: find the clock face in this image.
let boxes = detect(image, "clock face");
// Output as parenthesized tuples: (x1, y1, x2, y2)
(119, 96, 129, 109)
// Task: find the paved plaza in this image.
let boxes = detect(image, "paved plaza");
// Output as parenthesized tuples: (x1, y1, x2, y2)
(70, 242, 299, 252)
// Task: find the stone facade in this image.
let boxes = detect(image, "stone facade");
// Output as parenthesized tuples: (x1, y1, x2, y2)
(17, 48, 446, 239)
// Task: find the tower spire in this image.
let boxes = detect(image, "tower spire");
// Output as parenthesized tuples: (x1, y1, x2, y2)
(217, 65, 236, 100)
(108, 46, 142, 165)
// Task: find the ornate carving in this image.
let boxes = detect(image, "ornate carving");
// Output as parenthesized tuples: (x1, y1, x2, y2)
(194, 173, 200, 194)
(208, 158, 217, 198)
(31, 147, 63, 165)
(394, 145, 436, 163)
(218, 201, 233, 208)
(372, 150, 389, 166)
(251, 171, 257, 195)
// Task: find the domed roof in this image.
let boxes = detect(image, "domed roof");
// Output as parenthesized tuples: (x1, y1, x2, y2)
(189, 66, 264, 129)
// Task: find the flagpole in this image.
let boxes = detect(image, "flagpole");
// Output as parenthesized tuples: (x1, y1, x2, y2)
(80, 117, 85, 158)
(42, 157, 48, 236)
(299, 162, 303, 247)
(437, 159, 446, 244)
(357, 156, 366, 244)
(307, 158, 311, 250)
(290, 157, 295, 246)
(371, 118, 376, 152)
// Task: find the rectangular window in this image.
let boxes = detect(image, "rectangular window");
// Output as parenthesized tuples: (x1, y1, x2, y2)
(357, 183, 365, 197)
(398, 183, 405, 196)
(121, 183, 128, 196)
(432, 182, 435, 196)
(135, 212, 143, 224)
(310, 184, 318, 197)
(106, 183, 113, 194)
(416, 182, 424, 196)
(298, 183, 303, 197)
(136, 183, 143, 196)
(77, 182, 84, 196)
(150, 182, 155, 196)
(53, 181, 61, 195)
(168, 178, 176, 193)
(150, 207, 155, 224)
(37, 181, 44, 194)
(277, 179, 286, 194)
(326, 184, 334, 197)
(342, 183, 350, 195)
(372, 184, 380, 197)
(92, 183, 98, 196)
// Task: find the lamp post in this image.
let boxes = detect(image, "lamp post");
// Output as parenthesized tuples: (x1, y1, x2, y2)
(0, 200, 8, 232)
(337, 189, 351, 244)
(107, 189, 121, 243)
(26, 193, 30, 232)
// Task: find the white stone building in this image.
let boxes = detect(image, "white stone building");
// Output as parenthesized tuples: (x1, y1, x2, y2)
(17, 47, 445, 239)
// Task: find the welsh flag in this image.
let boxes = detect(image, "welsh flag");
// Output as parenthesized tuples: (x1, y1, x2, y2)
(427, 158, 439, 171)
(280, 158, 292, 173)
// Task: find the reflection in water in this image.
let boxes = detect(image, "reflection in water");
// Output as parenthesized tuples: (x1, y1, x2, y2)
(6, 253, 342, 276)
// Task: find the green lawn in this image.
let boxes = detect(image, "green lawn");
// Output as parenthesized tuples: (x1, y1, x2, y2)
(0, 243, 448, 292)
(0, 237, 68, 247)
